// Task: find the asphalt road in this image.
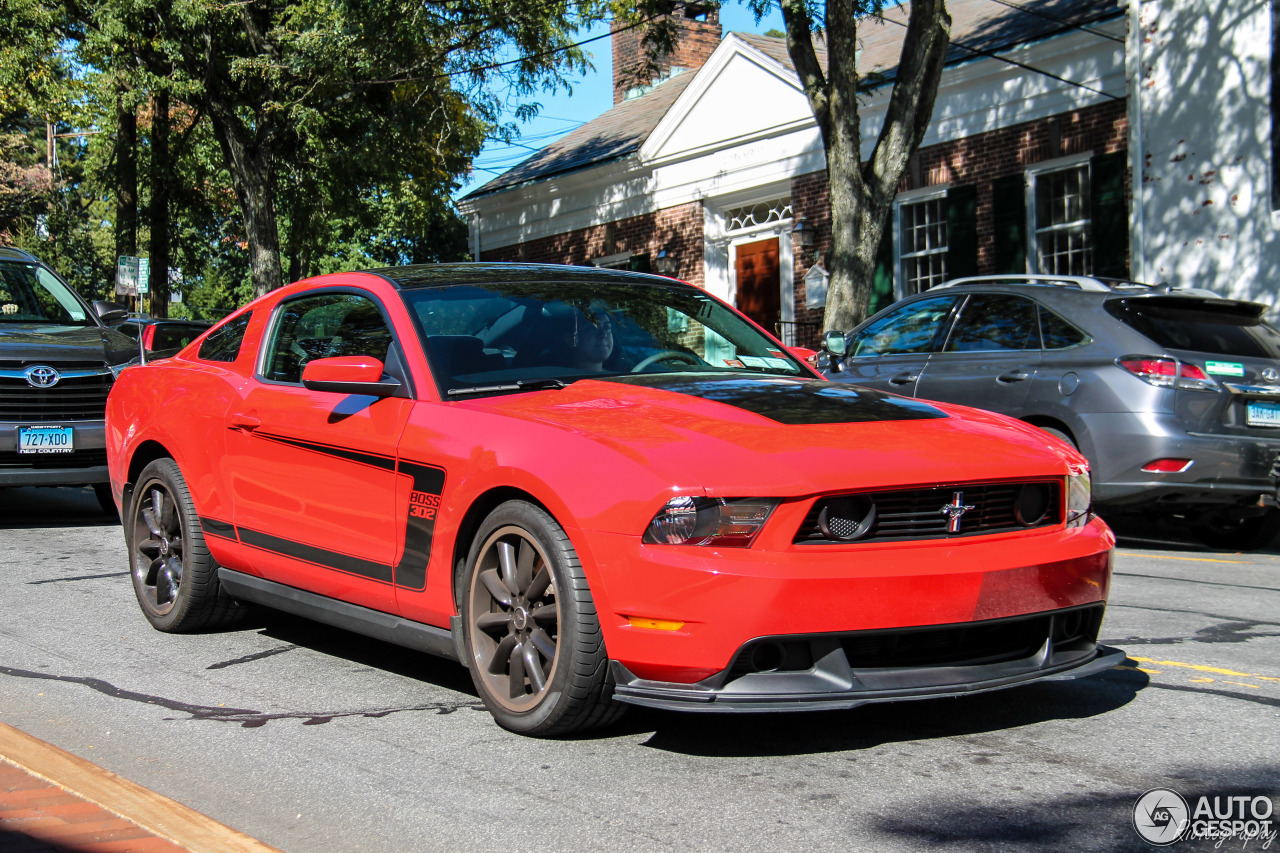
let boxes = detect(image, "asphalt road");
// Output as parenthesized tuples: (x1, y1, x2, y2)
(1, 485, 1277, 852)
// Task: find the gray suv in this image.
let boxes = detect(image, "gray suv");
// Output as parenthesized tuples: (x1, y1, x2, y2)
(821, 275, 1280, 550)
(0, 247, 136, 511)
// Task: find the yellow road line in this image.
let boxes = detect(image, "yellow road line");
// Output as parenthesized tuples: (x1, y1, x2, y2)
(1129, 656, 1275, 680)
(1130, 554, 1249, 564)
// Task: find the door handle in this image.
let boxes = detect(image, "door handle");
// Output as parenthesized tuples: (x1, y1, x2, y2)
(997, 370, 1032, 383)
(229, 413, 261, 432)
(889, 372, 919, 385)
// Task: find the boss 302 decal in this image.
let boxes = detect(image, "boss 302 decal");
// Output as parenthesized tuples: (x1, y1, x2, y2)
(199, 432, 444, 590)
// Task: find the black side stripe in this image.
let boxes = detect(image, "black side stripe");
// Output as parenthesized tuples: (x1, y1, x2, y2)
(213, 432, 446, 590)
(200, 517, 237, 541)
(238, 527, 394, 584)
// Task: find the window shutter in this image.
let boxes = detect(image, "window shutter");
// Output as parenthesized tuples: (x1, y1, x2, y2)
(870, 226, 896, 315)
(992, 173, 1026, 274)
(946, 184, 979, 279)
(1090, 151, 1129, 280)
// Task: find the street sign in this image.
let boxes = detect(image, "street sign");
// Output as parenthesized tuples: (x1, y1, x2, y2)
(116, 256, 139, 296)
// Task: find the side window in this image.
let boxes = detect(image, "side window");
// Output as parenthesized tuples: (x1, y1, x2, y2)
(943, 294, 1040, 352)
(263, 293, 392, 384)
(198, 312, 252, 363)
(1039, 306, 1090, 350)
(850, 295, 958, 357)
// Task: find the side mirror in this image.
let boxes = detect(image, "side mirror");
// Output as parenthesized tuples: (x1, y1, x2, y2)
(301, 356, 408, 398)
(821, 330, 847, 373)
(93, 300, 129, 324)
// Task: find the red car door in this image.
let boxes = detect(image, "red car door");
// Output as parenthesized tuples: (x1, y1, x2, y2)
(223, 290, 412, 612)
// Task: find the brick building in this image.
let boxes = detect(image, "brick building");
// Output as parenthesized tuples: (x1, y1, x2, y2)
(458, 1, 1139, 346)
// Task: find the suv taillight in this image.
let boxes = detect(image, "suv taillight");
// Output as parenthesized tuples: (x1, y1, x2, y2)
(1117, 356, 1217, 391)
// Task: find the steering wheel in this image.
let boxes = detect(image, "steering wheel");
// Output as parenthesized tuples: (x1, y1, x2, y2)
(631, 350, 702, 373)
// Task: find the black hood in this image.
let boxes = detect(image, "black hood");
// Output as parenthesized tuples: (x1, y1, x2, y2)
(600, 373, 948, 425)
(0, 323, 138, 365)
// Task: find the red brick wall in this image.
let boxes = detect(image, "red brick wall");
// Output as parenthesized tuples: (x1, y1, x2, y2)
(479, 201, 707, 288)
(788, 100, 1129, 325)
(612, 4, 722, 104)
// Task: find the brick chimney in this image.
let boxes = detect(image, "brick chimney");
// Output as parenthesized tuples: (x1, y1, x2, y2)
(612, 3, 722, 104)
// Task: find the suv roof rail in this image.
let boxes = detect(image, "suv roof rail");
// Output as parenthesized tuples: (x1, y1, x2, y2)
(937, 274, 1112, 292)
(0, 247, 40, 263)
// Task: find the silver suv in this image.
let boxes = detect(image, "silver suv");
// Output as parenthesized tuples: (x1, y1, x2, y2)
(0, 247, 135, 511)
(821, 275, 1280, 550)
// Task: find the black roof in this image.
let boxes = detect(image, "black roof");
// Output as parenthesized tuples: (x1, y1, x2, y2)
(369, 262, 688, 290)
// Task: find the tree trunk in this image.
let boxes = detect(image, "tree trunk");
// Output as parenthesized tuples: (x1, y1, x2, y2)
(114, 91, 137, 302)
(148, 90, 170, 318)
(781, 0, 951, 333)
(207, 100, 283, 299)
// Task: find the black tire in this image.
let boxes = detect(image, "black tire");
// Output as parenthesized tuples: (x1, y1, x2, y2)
(1036, 424, 1076, 449)
(1190, 507, 1280, 552)
(128, 458, 242, 632)
(459, 500, 624, 736)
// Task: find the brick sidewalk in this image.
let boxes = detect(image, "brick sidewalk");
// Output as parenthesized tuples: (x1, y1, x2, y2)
(0, 723, 280, 853)
(1, 759, 186, 852)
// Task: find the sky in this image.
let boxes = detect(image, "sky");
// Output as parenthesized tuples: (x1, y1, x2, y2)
(456, 5, 786, 198)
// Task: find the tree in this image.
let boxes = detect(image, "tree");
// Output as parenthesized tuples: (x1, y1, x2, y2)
(106, 0, 607, 298)
(622, 0, 951, 332)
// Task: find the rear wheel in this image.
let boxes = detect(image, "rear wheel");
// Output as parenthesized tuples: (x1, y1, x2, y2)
(460, 500, 623, 736)
(1190, 507, 1280, 552)
(128, 458, 241, 631)
(1035, 424, 1076, 449)
(93, 482, 117, 517)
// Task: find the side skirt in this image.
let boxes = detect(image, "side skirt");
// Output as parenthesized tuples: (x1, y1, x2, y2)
(217, 569, 458, 662)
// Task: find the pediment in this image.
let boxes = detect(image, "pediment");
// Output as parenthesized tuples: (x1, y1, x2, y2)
(640, 36, 815, 165)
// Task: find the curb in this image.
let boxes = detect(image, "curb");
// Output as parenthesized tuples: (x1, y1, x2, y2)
(0, 721, 281, 853)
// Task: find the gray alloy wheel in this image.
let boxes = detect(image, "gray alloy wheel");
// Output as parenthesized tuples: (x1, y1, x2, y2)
(461, 500, 623, 736)
(128, 458, 241, 632)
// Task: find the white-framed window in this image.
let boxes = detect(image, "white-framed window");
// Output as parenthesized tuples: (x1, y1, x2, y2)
(895, 187, 949, 296)
(1028, 155, 1093, 275)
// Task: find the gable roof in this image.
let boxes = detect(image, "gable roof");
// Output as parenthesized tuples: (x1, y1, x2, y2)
(463, 0, 1123, 201)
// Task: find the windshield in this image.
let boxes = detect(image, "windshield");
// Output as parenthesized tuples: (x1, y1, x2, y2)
(0, 262, 92, 326)
(401, 278, 809, 396)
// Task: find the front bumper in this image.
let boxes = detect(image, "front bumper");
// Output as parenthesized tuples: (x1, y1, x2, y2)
(577, 516, 1115, 685)
(610, 605, 1125, 713)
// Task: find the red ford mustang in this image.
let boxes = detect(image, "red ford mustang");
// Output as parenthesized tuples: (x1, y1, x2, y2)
(106, 264, 1122, 736)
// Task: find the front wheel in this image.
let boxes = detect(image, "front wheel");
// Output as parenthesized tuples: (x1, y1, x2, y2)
(460, 500, 623, 736)
(128, 458, 242, 631)
(1190, 507, 1280, 552)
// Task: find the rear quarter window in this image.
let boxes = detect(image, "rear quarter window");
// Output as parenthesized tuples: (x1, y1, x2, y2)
(1105, 299, 1280, 358)
(198, 312, 252, 362)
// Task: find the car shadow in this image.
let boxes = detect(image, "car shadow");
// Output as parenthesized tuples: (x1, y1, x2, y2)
(243, 608, 1146, 752)
(0, 485, 119, 528)
(626, 666, 1148, 756)
(1103, 511, 1280, 555)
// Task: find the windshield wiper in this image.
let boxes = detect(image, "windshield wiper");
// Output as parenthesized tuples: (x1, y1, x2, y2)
(447, 378, 569, 397)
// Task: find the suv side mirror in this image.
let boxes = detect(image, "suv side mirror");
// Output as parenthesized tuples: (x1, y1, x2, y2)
(821, 330, 847, 373)
(93, 300, 129, 324)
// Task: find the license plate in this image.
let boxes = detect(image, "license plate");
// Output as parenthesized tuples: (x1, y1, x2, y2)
(1246, 401, 1280, 427)
(17, 425, 74, 454)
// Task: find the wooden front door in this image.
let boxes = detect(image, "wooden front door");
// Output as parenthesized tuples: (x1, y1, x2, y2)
(734, 237, 781, 332)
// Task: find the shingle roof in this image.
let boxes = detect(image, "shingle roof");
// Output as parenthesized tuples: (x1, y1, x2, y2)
(463, 0, 1122, 200)
(463, 71, 696, 198)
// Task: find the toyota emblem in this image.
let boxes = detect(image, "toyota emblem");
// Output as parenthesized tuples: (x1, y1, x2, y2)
(23, 365, 61, 388)
(1263, 367, 1279, 384)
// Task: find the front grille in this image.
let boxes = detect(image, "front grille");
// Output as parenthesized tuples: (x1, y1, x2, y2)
(0, 448, 107, 469)
(728, 605, 1105, 676)
(0, 373, 113, 421)
(795, 480, 1062, 544)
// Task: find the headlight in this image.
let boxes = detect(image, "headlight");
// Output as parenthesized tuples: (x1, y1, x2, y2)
(1066, 466, 1092, 527)
(642, 496, 778, 547)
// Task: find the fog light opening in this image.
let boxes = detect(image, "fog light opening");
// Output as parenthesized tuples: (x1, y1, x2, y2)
(749, 641, 787, 673)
